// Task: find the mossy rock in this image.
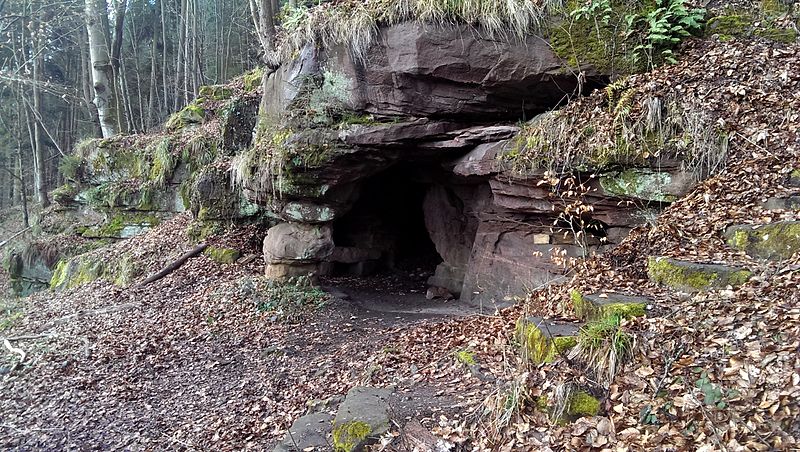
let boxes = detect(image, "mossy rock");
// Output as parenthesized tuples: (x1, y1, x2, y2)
(242, 67, 264, 92)
(331, 386, 391, 452)
(198, 85, 233, 101)
(166, 104, 205, 131)
(599, 169, 678, 203)
(706, 9, 797, 43)
(725, 221, 800, 261)
(204, 246, 241, 264)
(81, 214, 160, 239)
(647, 257, 751, 292)
(570, 290, 649, 321)
(51, 184, 79, 205)
(515, 316, 579, 364)
(50, 253, 137, 290)
(706, 14, 753, 40)
(49, 256, 105, 290)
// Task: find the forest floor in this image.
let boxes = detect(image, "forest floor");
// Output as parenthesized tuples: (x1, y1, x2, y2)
(0, 214, 495, 450)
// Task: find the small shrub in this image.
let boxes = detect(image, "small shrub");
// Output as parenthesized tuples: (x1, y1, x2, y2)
(248, 276, 329, 322)
(58, 155, 85, 182)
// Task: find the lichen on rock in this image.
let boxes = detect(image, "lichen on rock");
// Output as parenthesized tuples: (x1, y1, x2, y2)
(647, 257, 751, 292)
(725, 221, 800, 261)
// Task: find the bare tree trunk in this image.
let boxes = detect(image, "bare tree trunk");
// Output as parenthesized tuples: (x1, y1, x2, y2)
(85, 0, 122, 137)
(159, 0, 169, 114)
(79, 26, 103, 138)
(32, 50, 49, 206)
(174, 0, 187, 110)
(147, 2, 160, 129)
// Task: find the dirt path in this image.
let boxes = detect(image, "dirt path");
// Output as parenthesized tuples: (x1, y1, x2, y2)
(0, 260, 482, 450)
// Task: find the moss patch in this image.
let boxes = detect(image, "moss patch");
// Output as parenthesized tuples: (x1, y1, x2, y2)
(516, 317, 578, 364)
(332, 420, 372, 452)
(571, 290, 647, 321)
(566, 390, 601, 418)
(204, 246, 241, 264)
(726, 222, 800, 261)
(242, 67, 264, 92)
(647, 257, 751, 292)
(455, 349, 477, 366)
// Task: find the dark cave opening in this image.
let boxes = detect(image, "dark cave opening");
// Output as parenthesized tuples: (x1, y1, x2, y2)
(328, 164, 443, 282)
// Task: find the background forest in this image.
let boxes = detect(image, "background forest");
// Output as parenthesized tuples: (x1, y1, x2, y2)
(0, 0, 265, 219)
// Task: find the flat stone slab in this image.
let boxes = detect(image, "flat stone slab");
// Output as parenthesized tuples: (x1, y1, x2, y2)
(332, 386, 392, 452)
(273, 412, 333, 452)
(647, 257, 751, 292)
(761, 195, 800, 211)
(570, 290, 650, 321)
(515, 316, 580, 364)
(726, 221, 800, 261)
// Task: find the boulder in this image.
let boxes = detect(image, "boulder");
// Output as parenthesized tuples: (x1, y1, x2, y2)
(263, 223, 334, 265)
(322, 22, 602, 119)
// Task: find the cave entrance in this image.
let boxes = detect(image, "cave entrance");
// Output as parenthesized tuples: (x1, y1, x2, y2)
(323, 162, 477, 308)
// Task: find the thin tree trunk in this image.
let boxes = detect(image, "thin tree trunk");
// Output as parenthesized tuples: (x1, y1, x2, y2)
(159, 0, 168, 114)
(147, 3, 160, 129)
(79, 26, 103, 138)
(85, 0, 122, 137)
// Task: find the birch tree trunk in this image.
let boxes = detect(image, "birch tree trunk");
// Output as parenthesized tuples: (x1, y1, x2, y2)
(85, 0, 121, 137)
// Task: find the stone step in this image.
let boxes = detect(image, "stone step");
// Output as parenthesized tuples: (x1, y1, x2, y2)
(332, 386, 392, 452)
(273, 411, 333, 452)
(515, 316, 580, 364)
(647, 257, 751, 292)
(761, 195, 800, 211)
(725, 221, 800, 261)
(569, 290, 650, 321)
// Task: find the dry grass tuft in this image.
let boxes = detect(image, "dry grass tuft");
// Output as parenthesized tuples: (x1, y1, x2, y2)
(270, 0, 563, 65)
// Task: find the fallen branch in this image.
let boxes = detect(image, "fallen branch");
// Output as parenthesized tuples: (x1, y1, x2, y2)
(0, 227, 32, 249)
(1, 333, 56, 342)
(51, 302, 140, 325)
(135, 243, 208, 288)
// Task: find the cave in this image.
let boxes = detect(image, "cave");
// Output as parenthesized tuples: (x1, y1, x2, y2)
(322, 163, 481, 301)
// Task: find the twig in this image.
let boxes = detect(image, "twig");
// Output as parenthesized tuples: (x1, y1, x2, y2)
(1, 333, 56, 342)
(651, 345, 684, 399)
(50, 302, 140, 325)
